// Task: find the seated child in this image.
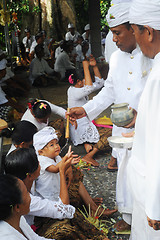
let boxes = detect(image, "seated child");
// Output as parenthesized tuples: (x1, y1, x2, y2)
(33, 126, 117, 216)
(67, 57, 112, 166)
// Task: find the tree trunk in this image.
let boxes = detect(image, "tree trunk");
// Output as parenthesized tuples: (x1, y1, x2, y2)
(88, 0, 102, 58)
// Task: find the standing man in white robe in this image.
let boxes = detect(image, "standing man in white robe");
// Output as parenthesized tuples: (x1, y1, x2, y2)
(127, 0, 160, 239)
(68, 0, 152, 232)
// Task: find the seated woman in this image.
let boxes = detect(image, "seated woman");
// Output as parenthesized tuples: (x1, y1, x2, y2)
(29, 44, 59, 87)
(0, 174, 52, 240)
(4, 148, 109, 240)
(54, 40, 75, 81)
(21, 98, 66, 146)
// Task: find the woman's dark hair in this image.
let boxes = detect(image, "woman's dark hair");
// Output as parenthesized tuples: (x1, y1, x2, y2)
(68, 69, 84, 86)
(0, 174, 22, 220)
(4, 148, 39, 180)
(1, 120, 37, 145)
(61, 40, 73, 52)
(28, 98, 51, 119)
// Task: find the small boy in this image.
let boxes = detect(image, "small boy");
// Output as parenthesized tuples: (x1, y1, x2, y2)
(33, 126, 76, 202)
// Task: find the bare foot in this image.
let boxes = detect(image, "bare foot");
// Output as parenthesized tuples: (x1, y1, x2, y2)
(114, 219, 131, 232)
(107, 156, 118, 171)
(82, 155, 99, 167)
(93, 197, 103, 206)
(84, 143, 93, 153)
(95, 207, 117, 218)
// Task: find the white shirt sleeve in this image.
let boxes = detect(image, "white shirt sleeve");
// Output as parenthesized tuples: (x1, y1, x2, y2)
(45, 101, 66, 119)
(29, 194, 75, 219)
(83, 74, 115, 121)
(93, 76, 105, 90)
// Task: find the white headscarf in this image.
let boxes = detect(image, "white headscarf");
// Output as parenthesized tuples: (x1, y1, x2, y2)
(129, 0, 160, 30)
(33, 126, 58, 152)
(106, 1, 132, 28)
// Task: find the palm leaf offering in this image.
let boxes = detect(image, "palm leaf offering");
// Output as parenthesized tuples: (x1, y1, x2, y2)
(75, 159, 92, 170)
(78, 205, 115, 237)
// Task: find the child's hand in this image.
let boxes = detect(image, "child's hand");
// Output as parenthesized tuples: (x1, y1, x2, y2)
(71, 154, 81, 164)
(65, 145, 73, 159)
(89, 54, 97, 67)
(59, 156, 72, 174)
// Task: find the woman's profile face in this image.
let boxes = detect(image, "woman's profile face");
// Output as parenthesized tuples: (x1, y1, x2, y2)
(17, 179, 31, 216)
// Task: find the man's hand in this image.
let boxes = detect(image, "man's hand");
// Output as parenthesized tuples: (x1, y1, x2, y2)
(66, 107, 86, 121)
(147, 217, 160, 230)
(122, 131, 135, 138)
(124, 108, 137, 128)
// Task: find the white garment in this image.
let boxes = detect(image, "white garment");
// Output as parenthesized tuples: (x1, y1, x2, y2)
(22, 36, 35, 52)
(0, 67, 15, 86)
(106, 2, 131, 28)
(29, 57, 54, 84)
(75, 44, 91, 63)
(83, 48, 151, 216)
(129, 0, 160, 31)
(55, 46, 63, 59)
(0, 216, 52, 240)
(128, 52, 160, 239)
(35, 155, 61, 201)
(25, 193, 75, 225)
(54, 51, 75, 79)
(68, 77, 104, 146)
(82, 32, 91, 42)
(30, 40, 37, 54)
(104, 31, 118, 63)
(65, 31, 80, 42)
(0, 86, 8, 105)
(30, 40, 50, 58)
(21, 100, 66, 131)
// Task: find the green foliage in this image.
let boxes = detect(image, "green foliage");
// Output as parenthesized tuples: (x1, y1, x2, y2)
(74, 0, 89, 32)
(100, 0, 111, 28)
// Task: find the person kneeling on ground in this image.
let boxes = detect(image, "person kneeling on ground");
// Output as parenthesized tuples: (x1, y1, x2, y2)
(29, 44, 59, 87)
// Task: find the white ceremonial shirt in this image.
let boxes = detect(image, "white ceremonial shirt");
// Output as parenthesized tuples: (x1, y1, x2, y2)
(35, 155, 61, 201)
(21, 100, 66, 131)
(65, 31, 80, 42)
(0, 86, 8, 105)
(29, 57, 54, 84)
(0, 216, 52, 240)
(22, 36, 35, 52)
(104, 31, 118, 63)
(68, 77, 105, 145)
(54, 51, 75, 79)
(25, 193, 75, 225)
(83, 48, 152, 214)
(128, 52, 160, 224)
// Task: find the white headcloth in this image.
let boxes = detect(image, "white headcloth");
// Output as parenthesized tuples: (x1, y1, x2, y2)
(0, 59, 7, 70)
(129, 0, 160, 31)
(33, 126, 58, 152)
(106, 0, 132, 28)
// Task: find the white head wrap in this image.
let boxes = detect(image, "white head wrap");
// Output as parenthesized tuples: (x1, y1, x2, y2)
(33, 126, 58, 152)
(68, 23, 74, 29)
(0, 59, 7, 70)
(106, 0, 132, 28)
(84, 24, 90, 31)
(129, 0, 160, 30)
